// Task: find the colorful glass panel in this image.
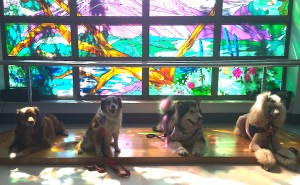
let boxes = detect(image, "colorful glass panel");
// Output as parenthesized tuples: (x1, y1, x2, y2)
(3, 0, 70, 16)
(8, 65, 73, 96)
(5, 23, 72, 57)
(150, 0, 216, 16)
(149, 25, 214, 57)
(149, 67, 212, 96)
(78, 24, 142, 57)
(266, 67, 283, 91)
(79, 67, 142, 96)
(218, 67, 263, 95)
(76, 0, 142, 16)
(220, 24, 286, 57)
(218, 66, 283, 95)
(222, 0, 290, 16)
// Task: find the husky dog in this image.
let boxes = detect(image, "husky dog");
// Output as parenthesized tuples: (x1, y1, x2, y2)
(157, 97, 205, 156)
(78, 96, 122, 157)
(234, 91, 298, 171)
(9, 106, 68, 159)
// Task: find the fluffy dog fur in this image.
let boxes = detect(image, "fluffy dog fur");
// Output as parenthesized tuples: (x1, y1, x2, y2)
(234, 91, 298, 171)
(78, 96, 122, 157)
(156, 97, 206, 156)
(9, 106, 68, 159)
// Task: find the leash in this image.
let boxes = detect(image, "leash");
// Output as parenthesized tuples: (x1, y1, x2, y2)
(146, 133, 165, 142)
(268, 121, 298, 160)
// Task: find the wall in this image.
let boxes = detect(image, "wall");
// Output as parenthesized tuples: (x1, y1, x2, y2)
(287, 0, 300, 115)
(0, 28, 4, 91)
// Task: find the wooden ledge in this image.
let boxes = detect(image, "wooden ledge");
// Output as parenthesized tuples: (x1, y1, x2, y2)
(1, 128, 299, 165)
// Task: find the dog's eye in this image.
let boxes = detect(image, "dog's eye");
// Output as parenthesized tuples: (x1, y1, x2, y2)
(190, 110, 195, 114)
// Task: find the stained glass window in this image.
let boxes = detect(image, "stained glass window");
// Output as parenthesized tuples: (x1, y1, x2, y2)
(79, 67, 142, 96)
(149, 67, 212, 96)
(5, 23, 72, 57)
(149, 25, 214, 57)
(1, 0, 292, 99)
(8, 65, 73, 96)
(220, 24, 286, 57)
(3, 0, 70, 16)
(78, 25, 142, 57)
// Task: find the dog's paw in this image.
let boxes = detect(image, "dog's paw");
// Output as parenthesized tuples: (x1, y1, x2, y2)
(114, 147, 121, 153)
(9, 153, 17, 159)
(275, 148, 298, 171)
(9, 152, 23, 159)
(78, 148, 84, 155)
(255, 149, 276, 171)
(192, 149, 205, 157)
(177, 148, 189, 157)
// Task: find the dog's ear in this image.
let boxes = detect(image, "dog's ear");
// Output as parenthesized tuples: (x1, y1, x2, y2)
(116, 96, 122, 108)
(176, 101, 186, 113)
(196, 99, 203, 113)
(101, 97, 107, 110)
(32, 107, 41, 117)
(15, 109, 22, 121)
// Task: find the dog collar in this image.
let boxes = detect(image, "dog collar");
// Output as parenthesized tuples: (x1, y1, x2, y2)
(169, 127, 200, 141)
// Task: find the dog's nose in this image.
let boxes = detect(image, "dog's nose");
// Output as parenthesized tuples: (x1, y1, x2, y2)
(198, 116, 203, 122)
(271, 109, 280, 118)
(28, 117, 35, 125)
(111, 105, 116, 110)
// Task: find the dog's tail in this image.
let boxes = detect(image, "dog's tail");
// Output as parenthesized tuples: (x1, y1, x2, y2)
(152, 97, 173, 133)
(159, 97, 173, 114)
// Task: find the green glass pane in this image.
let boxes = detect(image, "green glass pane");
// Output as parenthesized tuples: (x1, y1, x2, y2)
(149, 67, 212, 96)
(79, 67, 142, 96)
(149, 25, 214, 57)
(78, 25, 142, 57)
(8, 65, 73, 96)
(223, 0, 290, 16)
(5, 23, 72, 57)
(266, 66, 283, 91)
(218, 67, 263, 95)
(8, 65, 27, 88)
(220, 24, 286, 57)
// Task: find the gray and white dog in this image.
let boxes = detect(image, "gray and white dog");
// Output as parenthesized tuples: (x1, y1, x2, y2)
(78, 96, 123, 157)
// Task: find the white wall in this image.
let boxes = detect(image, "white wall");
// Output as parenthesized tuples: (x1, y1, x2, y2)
(287, 0, 300, 114)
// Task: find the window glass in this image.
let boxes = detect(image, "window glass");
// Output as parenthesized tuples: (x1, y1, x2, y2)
(8, 65, 73, 96)
(78, 24, 142, 57)
(149, 25, 214, 57)
(220, 24, 286, 57)
(77, 0, 142, 16)
(5, 23, 71, 57)
(218, 66, 283, 95)
(3, 0, 70, 16)
(150, 0, 216, 16)
(149, 67, 212, 96)
(79, 67, 142, 96)
(222, 0, 290, 16)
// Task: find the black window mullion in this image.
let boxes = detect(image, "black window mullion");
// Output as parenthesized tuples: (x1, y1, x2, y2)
(70, 0, 80, 100)
(142, 0, 150, 98)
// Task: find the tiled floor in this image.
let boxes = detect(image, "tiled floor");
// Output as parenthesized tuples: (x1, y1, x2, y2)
(0, 123, 300, 185)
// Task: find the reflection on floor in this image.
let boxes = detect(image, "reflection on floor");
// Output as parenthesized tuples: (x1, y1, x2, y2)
(0, 123, 299, 184)
(0, 164, 299, 185)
